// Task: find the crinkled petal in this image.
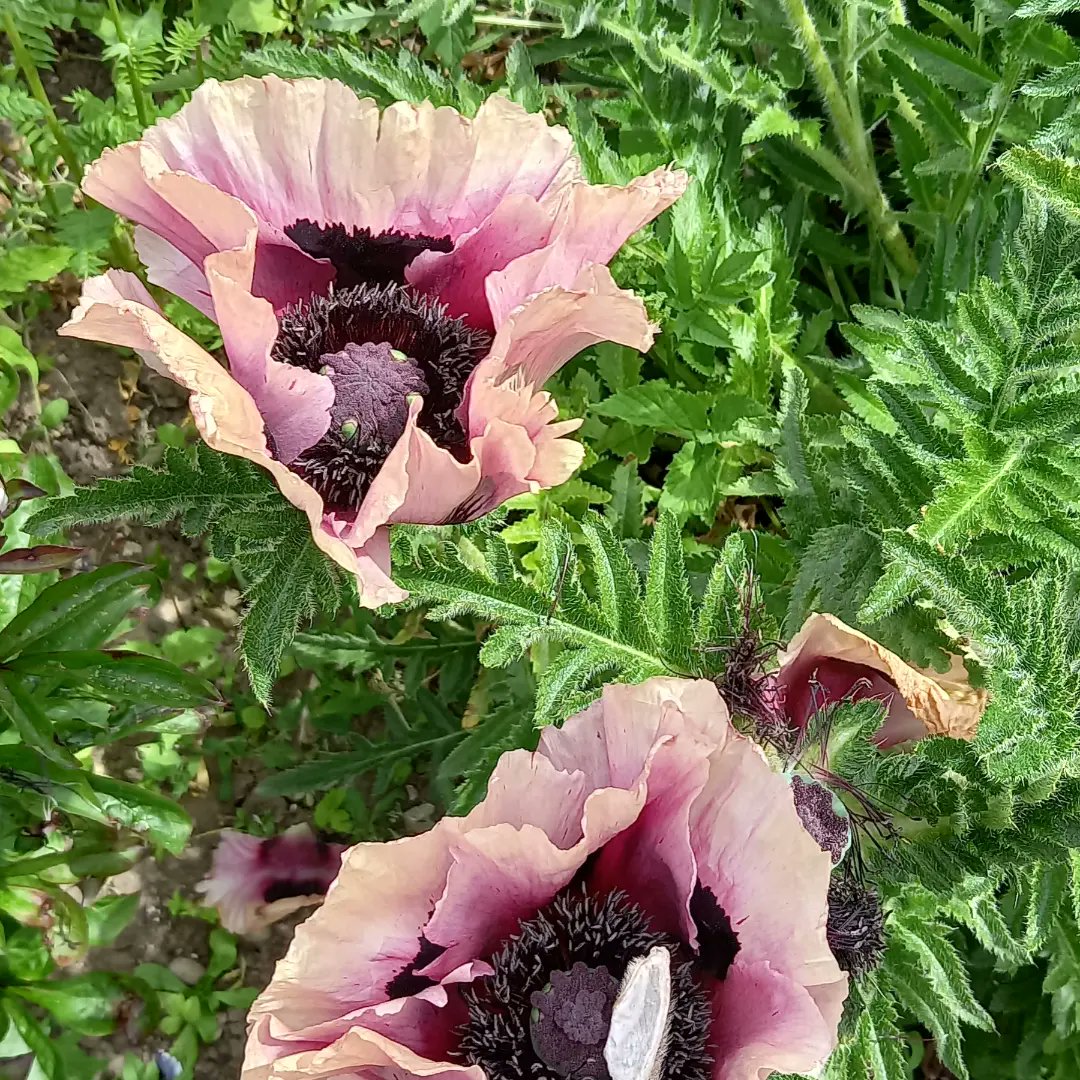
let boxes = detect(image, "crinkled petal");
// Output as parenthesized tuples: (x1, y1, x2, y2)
(777, 612, 987, 744)
(139, 76, 386, 237)
(85, 137, 332, 314)
(484, 167, 687, 328)
(709, 960, 840, 1080)
(469, 264, 657, 401)
(405, 194, 554, 331)
(242, 1025, 482, 1080)
(249, 824, 461, 1034)
(134, 226, 214, 316)
(204, 246, 332, 464)
(58, 272, 404, 608)
(686, 721, 846, 1034)
(375, 93, 581, 240)
(534, 679, 727, 942)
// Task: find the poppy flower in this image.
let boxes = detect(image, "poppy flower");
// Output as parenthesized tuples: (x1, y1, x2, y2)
(242, 678, 847, 1080)
(197, 825, 346, 934)
(59, 76, 686, 606)
(775, 613, 987, 748)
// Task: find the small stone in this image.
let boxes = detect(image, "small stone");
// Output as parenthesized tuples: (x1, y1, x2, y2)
(340, 418, 359, 441)
(168, 956, 206, 985)
(390, 348, 408, 362)
(403, 803, 436, 835)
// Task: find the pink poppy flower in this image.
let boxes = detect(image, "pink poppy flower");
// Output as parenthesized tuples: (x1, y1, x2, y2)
(775, 613, 988, 749)
(197, 825, 346, 934)
(242, 678, 847, 1080)
(59, 76, 687, 607)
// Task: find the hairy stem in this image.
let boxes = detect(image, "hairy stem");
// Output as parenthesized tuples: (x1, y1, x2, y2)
(105, 0, 152, 128)
(781, 0, 918, 276)
(2, 13, 82, 181)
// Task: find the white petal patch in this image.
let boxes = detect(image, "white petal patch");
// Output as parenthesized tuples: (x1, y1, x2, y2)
(603, 945, 673, 1080)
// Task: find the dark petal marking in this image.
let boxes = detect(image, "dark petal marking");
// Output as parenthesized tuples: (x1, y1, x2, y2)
(385, 935, 448, 1000)
(689, 881, 741, 981)
(285, 220, 453, 289)
(263, 878, 326, 903)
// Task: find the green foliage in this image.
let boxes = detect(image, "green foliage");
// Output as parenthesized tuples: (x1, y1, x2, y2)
(27, 444, 353, 704)
(10, 0, 1080, 1076)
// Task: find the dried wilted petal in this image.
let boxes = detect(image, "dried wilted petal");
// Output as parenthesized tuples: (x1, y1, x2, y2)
(63, 77, 687, 607)
(243, 678, 846, 1080)
(776, 612, 987, 748)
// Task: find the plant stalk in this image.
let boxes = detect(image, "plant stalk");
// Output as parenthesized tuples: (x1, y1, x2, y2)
(781, 0, 918, 277)
(2, 13, 82, 181)
(105, 0, 152, 128)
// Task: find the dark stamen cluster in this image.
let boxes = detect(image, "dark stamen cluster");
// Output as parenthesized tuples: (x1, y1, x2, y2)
(457, 888, 713, 1080)
(826, 877, 886, 977)
(272, 282, 490, 512)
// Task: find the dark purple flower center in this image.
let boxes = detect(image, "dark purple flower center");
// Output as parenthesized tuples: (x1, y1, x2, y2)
(455, 888, 715, 1080)
(272, 279, 490, 514)
(272, 223, 490, 514)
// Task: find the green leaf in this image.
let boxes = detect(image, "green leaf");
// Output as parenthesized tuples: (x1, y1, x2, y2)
(644, 514, 694, 668)
(4, 999, 61, 1079)
(887, 26, 998, 93)
(0, 327, 39, 384)
(999, 148, 1080, 222)
(591, 381, 712, 439)
(7, 651, 217, 708)
(84, 772, 192, 854)
(238, 519, 345, 705)
(0, 246, 73, 294)
(659, 440, 720, 519)
(11, 974, 125, 1037)
(0, 564, 156, 661)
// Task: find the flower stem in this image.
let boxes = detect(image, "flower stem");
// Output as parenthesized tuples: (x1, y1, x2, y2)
(2, 13, 82, 181)
(105, 0, 152, 129)
(781, 0, 918, 277)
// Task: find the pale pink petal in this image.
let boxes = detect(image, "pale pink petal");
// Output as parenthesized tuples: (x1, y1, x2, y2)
(58, 273, 405, 608)
(246, 964, 484, 1075)
(710, 960, 840, 1080)
(134, 226, 214, 316)
(242, 1025, 482, 1080)
(777, 612, 987, 744)
(417, 812, 634, 981)
(376, 94, 581, 240)
(405, 194, 555, 331)
(250, 824, 460, 1034)
(536, 679, 728, 942)
(85, 136, 332, 313)
(204, 247, 332, 464)
(342, 397, 482, 548)
(469, 264, 657, 401)
(686, 724, 846, 1035)
(485, 167, 687, 327)
(141, 76, 388, 238)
